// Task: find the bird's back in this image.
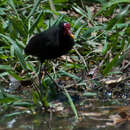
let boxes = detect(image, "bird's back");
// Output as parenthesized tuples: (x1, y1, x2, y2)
(24, 22, 74, 62)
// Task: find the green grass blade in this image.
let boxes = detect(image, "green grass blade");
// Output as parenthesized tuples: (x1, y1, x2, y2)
(63, 88, 78, 119)
(8, 0, 19, 18)
(29, 11, 43, 34)
(0, 65, 12, 70)
(8, 71, 23, 80)
(0, 33, 27, 70)
(27, 0, 42, 19)
(14, 45, 27, 70)
(95, 0, 130, 16)
(103, 54, 120, 75)
(59, 70, 81, 81)
(106, 5, 130, 30)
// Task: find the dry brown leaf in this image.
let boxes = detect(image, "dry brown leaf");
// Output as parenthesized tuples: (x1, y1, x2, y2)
(116, 106, 130, 113)
(60, 55, 73, 63)
(54, 102, 64, 112)
(81, 112, 103, 117)
(107, 111, 129, 126)
(104, 76, 123, 85)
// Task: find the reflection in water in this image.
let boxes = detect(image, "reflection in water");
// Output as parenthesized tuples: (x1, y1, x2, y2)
(7, 118, 16, 128)
(0, 100, 129, 130)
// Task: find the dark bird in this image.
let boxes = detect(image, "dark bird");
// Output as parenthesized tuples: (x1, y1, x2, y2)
(24, 22, 74, 107)
(25, 22, 74, 88)
(25, 22, 74, 63)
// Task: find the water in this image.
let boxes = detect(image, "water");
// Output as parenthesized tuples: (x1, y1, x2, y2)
(0, 101, 129, 130)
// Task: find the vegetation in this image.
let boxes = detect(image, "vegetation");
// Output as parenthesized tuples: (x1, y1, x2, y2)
(0, 0, 130, 126)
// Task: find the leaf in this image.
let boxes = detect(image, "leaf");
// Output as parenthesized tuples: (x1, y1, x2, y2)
(63, 88, 78, 119)
(14, 45, 27, 70)
(8, 71, 23, 80)
(0, 33, 16, 46)
(13, 102, 33, 107)
(8, 0, 19, 18)
(102, 39, 109, 55)
(0, 33, 27, 70)
(74, 25, 84, 39)
(83, 92, 97, 97)
(25, 61, 36, 72)
(104, 77, 123, 84)
(10, 45, 15, 57)
(73, 6, 87, 19)
(27, 0, 42, 19)
(103, 54, 120, 75)
(0, 97, 18, 103)
(106, 5, 130, 30)
(10, 17, 27, 38)
(95, 0, 130, 16)
(0, 65, 12, 70)
(59, 70, 81, 81)
(0, 93, 20, 103)
(4, 111, 28, 118)
(29, 11, 43, 34)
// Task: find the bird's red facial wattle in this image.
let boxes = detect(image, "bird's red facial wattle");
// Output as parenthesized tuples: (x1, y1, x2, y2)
(64, 23, 74, 39)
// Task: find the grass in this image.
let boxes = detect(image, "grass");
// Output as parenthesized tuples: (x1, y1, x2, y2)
(0, 0, 130, 118)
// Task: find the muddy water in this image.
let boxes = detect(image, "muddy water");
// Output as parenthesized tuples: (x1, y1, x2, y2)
(0, 103, 130, 130)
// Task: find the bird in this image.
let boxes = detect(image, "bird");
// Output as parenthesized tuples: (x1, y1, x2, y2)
(24, 22, 74, 108)
(25, 22, 74, 63)
(25, 22, 74, 86)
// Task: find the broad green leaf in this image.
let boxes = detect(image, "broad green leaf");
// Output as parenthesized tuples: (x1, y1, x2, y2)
(8, 71, 23, 80)
(0, 97, 18, 103)
(0, 93, 20, 103)
(0, 65, 12, 70)
(26, 61, 36, 72)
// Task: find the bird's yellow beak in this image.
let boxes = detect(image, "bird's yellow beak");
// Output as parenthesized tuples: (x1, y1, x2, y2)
(70, 33, 74, 39)
(67, 29, 74, 39)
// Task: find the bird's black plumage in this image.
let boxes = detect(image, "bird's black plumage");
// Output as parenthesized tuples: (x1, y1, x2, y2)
(25, 22, 74, 62)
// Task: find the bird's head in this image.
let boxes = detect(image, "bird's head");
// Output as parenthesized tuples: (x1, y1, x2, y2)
(63, 23, 74, 39)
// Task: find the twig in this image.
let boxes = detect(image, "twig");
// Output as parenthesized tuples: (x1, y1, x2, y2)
(74, 46, 87, 69)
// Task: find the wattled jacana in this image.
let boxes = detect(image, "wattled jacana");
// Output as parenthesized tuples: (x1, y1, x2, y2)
(25, 22, 74, 84)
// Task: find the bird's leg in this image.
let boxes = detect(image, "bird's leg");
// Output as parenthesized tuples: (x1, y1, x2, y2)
(51, 61, 57, 78)
(42, 61, 61, 92)
(38, 62, 49, 109)
(45, 70, 62, 92)
(38, 63, 43, 85)
(38, 63, 45, 98)
(39, 63, 46, 87)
